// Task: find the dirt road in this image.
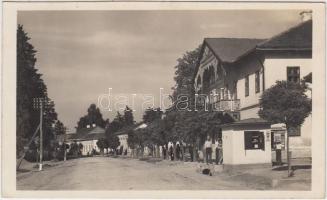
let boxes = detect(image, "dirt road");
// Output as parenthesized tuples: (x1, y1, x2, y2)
(16, 156, 310, 190)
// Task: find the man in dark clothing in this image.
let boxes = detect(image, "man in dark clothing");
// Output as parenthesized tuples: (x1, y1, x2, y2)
(176, 144, 181, 160)
(189, 144, 194, 162)
(169, 146, 174, 161)
(163, 145, 167, 159)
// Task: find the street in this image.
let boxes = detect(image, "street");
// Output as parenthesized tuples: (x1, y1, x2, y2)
(17, 156, 311, 190)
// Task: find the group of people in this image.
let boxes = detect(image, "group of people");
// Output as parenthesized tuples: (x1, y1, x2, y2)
(162, 142, 189, 161)
(160, 136, 223, 164)
(204, 136, 223, 165)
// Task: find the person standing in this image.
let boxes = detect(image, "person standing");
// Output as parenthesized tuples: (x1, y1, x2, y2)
(217, 139, 223, 164)
(215, 139, 219, 165)
(189, 144, 194, 162)
(169, 145, 174, 161)
(276, 141, 282, 165)
(163, 145, 167, 159)
(204, 136, 212, 164)
(176, 143, 181, 160)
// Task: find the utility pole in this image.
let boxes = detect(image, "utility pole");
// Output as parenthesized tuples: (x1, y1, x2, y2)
(39, 101, 43, 171)
(33, 97, 51, 171)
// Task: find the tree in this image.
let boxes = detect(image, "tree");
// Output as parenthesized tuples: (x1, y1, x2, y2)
(17, 25, 58, 158)
(76, 104, 106, 130)
(142, 107, 162, 123)
(107, 112, 124, 134)
(107, 134, 120, 154)
(258, 80, 312, 176)
(171, 46, 201, 109)
(54, 120, 66, 136)
(96, 138, 108, 155)
(124, 106, 134, 126)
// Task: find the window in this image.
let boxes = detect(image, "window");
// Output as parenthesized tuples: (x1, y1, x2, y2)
(255, 70, 260, 93)
(245, 75, 249, 97)
(244, 131, 265, 150)
(287, 67, 300, 83)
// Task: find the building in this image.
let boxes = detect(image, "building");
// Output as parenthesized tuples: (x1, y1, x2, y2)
(194, 16, 312, 165)
(67, 125, 106, 156)
(114, 123, 147, 155)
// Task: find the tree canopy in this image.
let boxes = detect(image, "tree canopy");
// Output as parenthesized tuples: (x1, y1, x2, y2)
(96, 138, 109, 153)
(17, 25, 60, 157)
(54, 120, 67, 136)
(171, 46, 201, 109)
(142, 107, 162, 123)
(258, 80, 312, 129)
(76, 104, 106, 130)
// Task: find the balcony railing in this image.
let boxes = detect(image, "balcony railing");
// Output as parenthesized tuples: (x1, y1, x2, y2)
(212, 99, 240, 112)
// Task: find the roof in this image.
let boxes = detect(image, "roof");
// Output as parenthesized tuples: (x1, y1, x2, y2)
(114, 123, 141, 136)
(194, 20, 312, 80)
(257, 20, 312, 50)
(232, 118, 270, 125)
(221, 118, 271, 128)
(204, 38, 265, 63)
(68, 126, 106, 141)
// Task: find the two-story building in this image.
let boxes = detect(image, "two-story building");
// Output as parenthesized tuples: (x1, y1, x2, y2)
(194, 14, 312, 165)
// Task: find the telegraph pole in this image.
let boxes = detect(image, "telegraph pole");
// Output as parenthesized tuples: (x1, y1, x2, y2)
(33, 97, 51, 171)
(39, 100, 43, 171)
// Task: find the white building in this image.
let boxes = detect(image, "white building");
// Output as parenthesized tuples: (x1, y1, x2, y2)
(67, 125, 106, 156)
(194, 16, 312, 165)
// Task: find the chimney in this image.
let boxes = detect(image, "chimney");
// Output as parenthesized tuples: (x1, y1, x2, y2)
(300, 10, 312, 22)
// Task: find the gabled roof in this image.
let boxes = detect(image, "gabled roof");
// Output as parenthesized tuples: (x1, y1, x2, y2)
(257, 20, 312, 50)
(204, 38, 265, 63)
(69, 126, 106, 141)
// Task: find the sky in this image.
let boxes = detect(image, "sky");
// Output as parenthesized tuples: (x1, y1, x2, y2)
(18, 10, 303, 132)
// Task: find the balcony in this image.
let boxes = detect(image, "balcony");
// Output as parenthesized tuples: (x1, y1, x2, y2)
(212, 99, 240, 112)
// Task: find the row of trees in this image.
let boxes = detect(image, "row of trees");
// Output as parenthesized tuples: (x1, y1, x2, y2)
(17, 25, 67, 159)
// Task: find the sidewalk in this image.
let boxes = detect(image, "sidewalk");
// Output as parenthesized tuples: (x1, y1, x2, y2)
(135, 156, 311, 190)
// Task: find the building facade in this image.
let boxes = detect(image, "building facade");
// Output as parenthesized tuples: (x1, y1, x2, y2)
(194, 17, 312, 165)
(66, 125, 106, 156)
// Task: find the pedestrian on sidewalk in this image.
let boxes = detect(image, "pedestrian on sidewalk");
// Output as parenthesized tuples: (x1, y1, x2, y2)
(204, 136, 212, 164)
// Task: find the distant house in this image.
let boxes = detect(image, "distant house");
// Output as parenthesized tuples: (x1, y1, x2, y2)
(66, 125, 106, 156)
(194, 14, 312, 165)
(114, 122, 147, 155)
